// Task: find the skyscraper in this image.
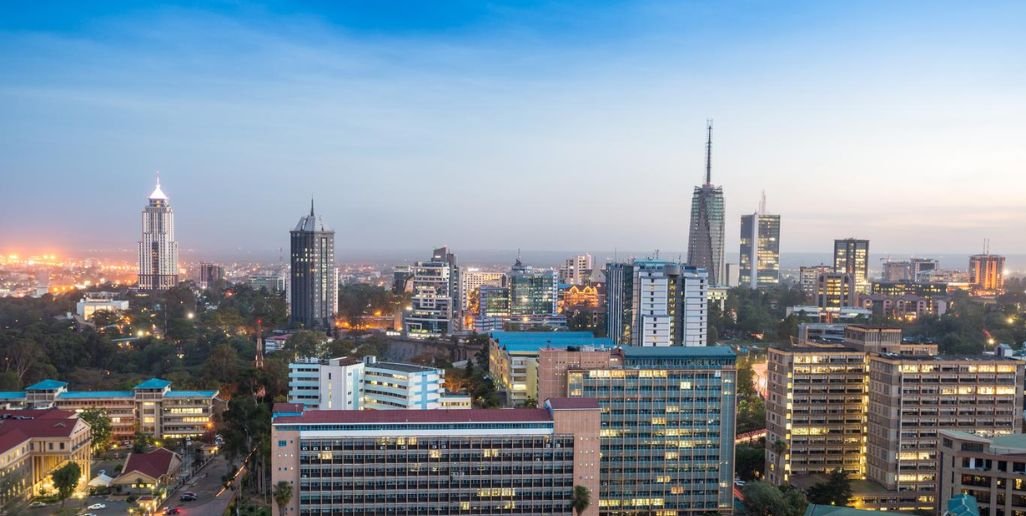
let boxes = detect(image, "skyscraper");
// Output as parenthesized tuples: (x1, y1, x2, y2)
(739, 193, 781, 289)
(509, 258, 558, 317)
(403, 247, 460, 337)
(289, 200, 337, 329)
(687, 121, 726, 286)
(833, 238, 870, 294)
(969, 252, 1005, 294)
(604, 262, 635, 345)
(137, 175, 179, 291)
(558, 254, 593, 285)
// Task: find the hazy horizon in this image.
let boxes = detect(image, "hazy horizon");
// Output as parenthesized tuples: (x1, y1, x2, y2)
(3, 2, 1026, 255)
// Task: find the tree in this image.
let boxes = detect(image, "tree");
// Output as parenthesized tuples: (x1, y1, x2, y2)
(807, 469, 852, 507)
(132, 431, 152, 453)
(283, 330, 324, 361)
(572, 485, 591, 515)
(52, 461, 82, 508)
(80, 408, 113, 453)
(742, 481, 806, 516)
(735, 445, 766, 481)
(273, 480, 293, 516)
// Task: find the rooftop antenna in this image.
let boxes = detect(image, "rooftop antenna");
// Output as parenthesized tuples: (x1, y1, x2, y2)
(759, 190, 766, 215)
(156, 170, 161, 187)
(654, 249, 660, 259)
(704, 119, 713, 185)
(310, 197, 315, 217)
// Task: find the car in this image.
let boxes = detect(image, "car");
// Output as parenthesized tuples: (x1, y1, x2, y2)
(88, 504, 107, 510)
(179, 494, 197, 502)
(182, 491, 197, 497)
(734, 479, 746, 487)
(165, 508, 181, 514)
(81, 513, 98, 516)
(29, 502, 48, 508)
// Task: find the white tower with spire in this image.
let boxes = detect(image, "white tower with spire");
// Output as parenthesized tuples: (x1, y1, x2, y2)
(138, 173, 179, 290)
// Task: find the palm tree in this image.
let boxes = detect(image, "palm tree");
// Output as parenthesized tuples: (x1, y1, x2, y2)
(273, 480, 293, 516)
(572, 485, 591, 515)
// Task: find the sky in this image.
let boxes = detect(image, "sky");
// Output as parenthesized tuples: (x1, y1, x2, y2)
(1, 1, 1025, 260)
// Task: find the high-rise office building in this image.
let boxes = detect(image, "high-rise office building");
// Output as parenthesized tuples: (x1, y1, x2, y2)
(566, 346, 737, 514)
(509, 259, 557, 317)
(459, 268, 506, 312)
(881, 261, 911, 282)
(271, 400, 602, 516)
(289, 200, 337, 329)
(937, 430, 1026, 515)
(817, 271, 856, 310)
(687, 122, 726, 286)
(739, 194, 781, 289)
(198, 262, 224, 289)
(138, 176, 179, 291)
(559, 254, 594, 285)
(605, 260, 708, 347)
(969, 253, 1005, 294)
(834, 238, 870, 294)
(799, 265, 832, 298)
(404, 247, 460, 337)
(910, 258, 938, 283)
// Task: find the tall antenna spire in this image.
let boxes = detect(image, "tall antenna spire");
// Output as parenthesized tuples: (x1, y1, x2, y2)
(759, 190, 766, 215)
(156, 170, 161, 187)
(705, 119, 713, 185)
(310, 197, 315, 217)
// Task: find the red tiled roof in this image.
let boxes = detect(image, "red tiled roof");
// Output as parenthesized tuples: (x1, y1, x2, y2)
(546, 398, 600, 410)
(0, 408, 76, 420)
(0, 429, 30, 455)
(120, 448, 179, 480)
(274, 408, 553, 425)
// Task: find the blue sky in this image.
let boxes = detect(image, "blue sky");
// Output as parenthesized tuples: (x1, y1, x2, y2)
(1, 1, 1025, 259)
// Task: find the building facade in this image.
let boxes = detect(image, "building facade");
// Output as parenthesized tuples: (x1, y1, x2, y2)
(198, 262, 225, 289)
(566, 346, 737, 514)
(288, 357, 365, 410)
(936, 430, 1026, 515)
(489, 332, 614, 406)
(833, 238, 870, 294)
(559, 254, 594, 286)
(630, 260, 708, 347)
(604, 262, 635, 346)
(0, 378, 219, 440)
(289, 201, 337, 329)
(969, 253, 1005, 295)
(799, 265, 833, 299)
(0, 409, 91, 504)
(687, 123, 726, 287)
(816, 271, 856, 311)
(509, 259, 558, 317)
(739, 204, 780, 289)
(404, 247, 460, 338)
(270, 400, 601, 516)
(137, 176, 179, 291)
(459, 268, 506, 312)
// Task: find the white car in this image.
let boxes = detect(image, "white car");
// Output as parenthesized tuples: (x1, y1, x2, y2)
(88, 503, 107, 509)
(734, 479, 746, 487)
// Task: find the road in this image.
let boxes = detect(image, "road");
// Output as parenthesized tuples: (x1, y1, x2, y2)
(158, 455, 236, 515)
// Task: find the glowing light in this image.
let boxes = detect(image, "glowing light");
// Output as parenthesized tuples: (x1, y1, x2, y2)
(187, 312, 195, 320)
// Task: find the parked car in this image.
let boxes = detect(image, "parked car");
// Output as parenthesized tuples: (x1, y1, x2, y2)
(179, 494, 197, 502)
(29, 502, 48, 508)
(87, 503, 106, 510)
(165, 507, 181, 514)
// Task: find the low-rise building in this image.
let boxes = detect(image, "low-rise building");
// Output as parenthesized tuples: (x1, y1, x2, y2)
(112, 447, 182, 496)
(488, 331, 613, 406)
(270, 399, 601, 515)
(287, 357, 364, 409)
(75, 292, 130, 320)
(0, 379, 219, 440)
(0, 408, 92, 505)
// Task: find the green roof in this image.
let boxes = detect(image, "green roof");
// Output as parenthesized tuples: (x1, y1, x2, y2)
(134, 378, 172, 390)
(25, 379, 68, 391)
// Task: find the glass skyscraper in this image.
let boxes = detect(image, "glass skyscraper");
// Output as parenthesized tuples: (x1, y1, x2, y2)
(289, 200, 337, 329)
(739, 201, 781, 289)
(687, 122, 726, 286)
(138, 176, 179, 291)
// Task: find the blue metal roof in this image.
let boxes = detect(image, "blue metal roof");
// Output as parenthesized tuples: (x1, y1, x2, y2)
(25, 379, 68, 391)
(135, 378, 172, 390)
(489, 331, 613, 352)
(58, 391, 133, 399)
(164, 390, 218, 398)
(0, 391, 26, 400)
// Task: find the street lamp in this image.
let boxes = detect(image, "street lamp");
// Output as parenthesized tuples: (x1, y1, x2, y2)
(187, 312, 195, 320)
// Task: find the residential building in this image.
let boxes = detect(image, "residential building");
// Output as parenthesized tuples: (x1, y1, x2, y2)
(404, 247, 460, 338)
(969, 253, 1005, 295)
(248, 271, 287, 293)
(688, 122, 726, 286)
(559, 254, 594, 285)
(198, 262, 224, 289)
(288, 356, 365, 410)
(816, 271, 856, 311)
(605, 259, 708, 348)
(799, 265, 833, 298)
(739, 195, 781, 289)
(766, 346, 869, 484)
(488, 331, 613, 406)
(391, 265, 414, 294)
(289, 200, 337, 329)
(566, 346, 737, 514)
(112, 447, 181, 495)
(795, 323, 847, 345)
(509, 259, 558, 317)
(0, 408, 91, 503)
(1, 378, 219, 440)
(75, 292, 129, 320)
(833, 238, 870, 294)
(859, 294, 948, 321)
(866, 355, 1023, 508)
(137, 176, 179, 291)
(843, 325, 901, 354)
(270, 399, 602, 516)
(459, 268, 506, 312)
(936, 430, 1026, 516)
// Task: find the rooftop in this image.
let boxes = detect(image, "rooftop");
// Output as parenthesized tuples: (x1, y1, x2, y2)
(274, 408, 553, 426)
(25, 379, 68, 391)
(120, 448, 179, 480)
(490, 331, 613, 352)
(135, 378, 172, 390)
(164, 390, 218, 398)
(804, 505, 903, 516)
(546, 398, 600, 410)
(621, 345, 735, 359)
(367, 362, 439, 374)
(0, 392, 26, 400)
(58, 391, 133, 399)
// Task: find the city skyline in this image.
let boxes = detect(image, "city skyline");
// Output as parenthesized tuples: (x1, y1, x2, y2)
(3, 2, 1026, 255)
